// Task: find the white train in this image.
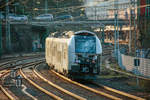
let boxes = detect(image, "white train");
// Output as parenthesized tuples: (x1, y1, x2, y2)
(46, 30, 102, 80)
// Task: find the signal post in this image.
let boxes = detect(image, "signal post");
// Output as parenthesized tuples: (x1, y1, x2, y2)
(0, 19, 2, 58)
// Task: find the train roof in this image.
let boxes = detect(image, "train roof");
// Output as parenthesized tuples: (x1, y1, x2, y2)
(74, 30, 96, 36)
(47, 30, 96, 38)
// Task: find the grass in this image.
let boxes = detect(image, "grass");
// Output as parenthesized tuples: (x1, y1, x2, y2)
(100, 64, 128, 79)
(100, 58, 150, 92)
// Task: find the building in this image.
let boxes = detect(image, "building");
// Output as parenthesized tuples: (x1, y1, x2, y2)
(84, 0, 137, 46)
(85, 0, 137, 20)
(137, 0, 150, 49)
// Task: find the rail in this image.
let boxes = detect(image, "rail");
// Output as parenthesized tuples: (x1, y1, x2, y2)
(33, 66, 86, 100)
(0, 70, 15, 100)
(0, 54, 44, 70)
(50, 70, 122, 100)
(91, 82, 145, 100)
(19, 68, 63, 100)
(0, 85, 15, 100)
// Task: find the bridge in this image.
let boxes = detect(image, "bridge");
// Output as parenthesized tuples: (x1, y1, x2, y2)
(9, 20, 129, 26)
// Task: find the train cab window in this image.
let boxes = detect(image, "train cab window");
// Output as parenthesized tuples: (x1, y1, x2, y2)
(75, 35, 96, 54)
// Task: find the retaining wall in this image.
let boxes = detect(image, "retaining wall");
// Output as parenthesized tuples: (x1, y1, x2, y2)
(118, 52, 150, 78)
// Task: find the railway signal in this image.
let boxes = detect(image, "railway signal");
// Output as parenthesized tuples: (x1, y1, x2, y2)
(10, 70, 16, 78)
(6, 0, 11, 52)
(134, 58, 140, 66)
(16, 75, 22, 87)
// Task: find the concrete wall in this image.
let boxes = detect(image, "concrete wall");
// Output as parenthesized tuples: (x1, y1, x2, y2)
(119, 52, 150, 78)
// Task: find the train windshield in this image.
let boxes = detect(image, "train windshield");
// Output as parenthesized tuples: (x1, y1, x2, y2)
(75, 35, 96, 53)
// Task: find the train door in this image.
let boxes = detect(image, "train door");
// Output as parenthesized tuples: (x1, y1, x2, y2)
(61, 44, 64, 71)
(61, 43, 68, 74)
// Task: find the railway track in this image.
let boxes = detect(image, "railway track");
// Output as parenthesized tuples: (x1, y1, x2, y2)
(18, 61, 117, 100)
(19, 69, 55, 100)
(3, 59, 52, 100)
(105, 57, 150, 81)
(0, 54, 46, 100)
(0, 53, 44, 70)
(0, 52, 44, 63)
(102, 45, 113, 56)
(20, 67, 87, 100)
(0, 89, 10, 100)
(0, 85, 16, 100)
(86, 82, 145, 100)
(103, 57, 150, 99)
(35, 65, 118, 100)
(50, 70, 145, 100)
(35, 63, 144, 100)
(0, 70, 17, 100)
(0, 52, 146, 100)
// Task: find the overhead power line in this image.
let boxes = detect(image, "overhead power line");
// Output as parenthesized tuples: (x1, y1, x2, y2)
(0, 0, 15, 9)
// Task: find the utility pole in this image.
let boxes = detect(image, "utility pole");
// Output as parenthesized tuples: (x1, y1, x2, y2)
(0, 19, 2, 58)
(133, 0, 136, 55)
(131, 0, 139, 86)
(6, 0, 11, 52)
(117, 11, 119, 61)
(114, 13, 117, 57)
(129, 9, 132, 53)
(22, 6, 25, 14)
(45, 0, 48, 14)
(13, 3, 19, 15)
(101, 26, 105, 44)
(95, 6, 97, 21)
(57, 0, 58, 8)
(114, 0, 119, 59)
(129, 0, 136, 54)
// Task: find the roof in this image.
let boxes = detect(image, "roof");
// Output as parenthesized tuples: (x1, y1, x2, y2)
(74, 30, 96, 35)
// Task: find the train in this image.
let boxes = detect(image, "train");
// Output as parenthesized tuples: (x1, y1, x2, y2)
(45, 30, 102, 80)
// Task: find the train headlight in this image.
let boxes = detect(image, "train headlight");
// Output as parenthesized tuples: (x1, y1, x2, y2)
(93, 55, 97, 60)
(92, 56, 97, 63)
(75, 59, 80, 63)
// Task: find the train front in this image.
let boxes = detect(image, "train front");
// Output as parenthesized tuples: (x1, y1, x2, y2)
(68, 30, 102, 80)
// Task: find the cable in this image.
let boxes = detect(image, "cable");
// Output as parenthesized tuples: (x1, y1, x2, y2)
(0, 0, 15, 9)
(1, 0, 149, 15)
(1, 0, 150, 10)
(32, 3, 150, 16)
(1, 0, 150, 19)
